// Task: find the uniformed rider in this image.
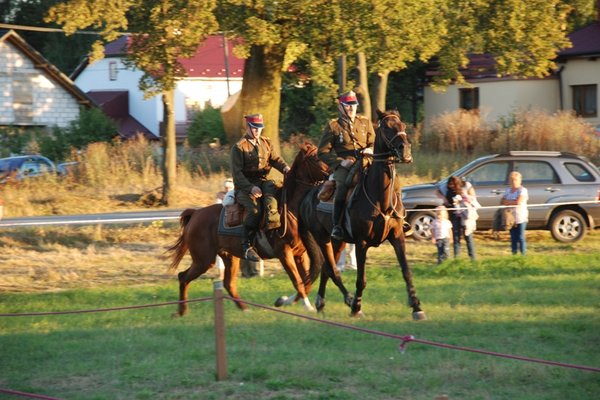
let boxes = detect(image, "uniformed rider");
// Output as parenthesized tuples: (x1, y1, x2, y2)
(231, 114, 290, 262)
(317, 90, 375, 240)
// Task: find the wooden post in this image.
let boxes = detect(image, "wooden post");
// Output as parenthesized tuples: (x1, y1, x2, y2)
(213, 280, 227, 380)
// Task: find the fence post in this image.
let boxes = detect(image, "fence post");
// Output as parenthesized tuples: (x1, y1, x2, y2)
(213, 280, 227, 380)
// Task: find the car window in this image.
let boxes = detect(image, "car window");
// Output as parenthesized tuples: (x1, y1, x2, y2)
(514, 161, 559, 184)
(21, 161, 40, 176)
(464, 161, 510, 185)
(564, 162, 596, 182)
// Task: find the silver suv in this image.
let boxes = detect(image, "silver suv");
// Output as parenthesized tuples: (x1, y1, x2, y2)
(402, 151, 600, 243)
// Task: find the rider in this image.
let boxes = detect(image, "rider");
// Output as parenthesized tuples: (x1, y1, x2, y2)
(317, 90, 375, 240)
(231, 113, 290, 262)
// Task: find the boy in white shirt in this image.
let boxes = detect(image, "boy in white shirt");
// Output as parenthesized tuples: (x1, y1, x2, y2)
(431, 206, 453, 264)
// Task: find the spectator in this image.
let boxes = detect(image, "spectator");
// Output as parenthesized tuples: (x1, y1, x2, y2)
(437, 176, 478, 261)
(431, 206, 453, 264)
(336, 243, 357, 272)
(215, 178, 235, 280)
(501, 171, 529, 255)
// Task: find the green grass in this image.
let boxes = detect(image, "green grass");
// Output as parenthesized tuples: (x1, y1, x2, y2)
(1, 233, 599, 399)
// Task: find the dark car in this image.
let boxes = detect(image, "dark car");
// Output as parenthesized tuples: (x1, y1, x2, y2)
(0, 155, 57, 184)
(402, 151, 600, 243)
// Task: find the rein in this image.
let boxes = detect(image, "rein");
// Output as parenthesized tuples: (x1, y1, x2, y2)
(358, 113, 408, 219)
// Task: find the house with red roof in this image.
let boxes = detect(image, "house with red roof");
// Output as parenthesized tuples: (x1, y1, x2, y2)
(423, 18, 600, 132)
(71, 35, 245, 142)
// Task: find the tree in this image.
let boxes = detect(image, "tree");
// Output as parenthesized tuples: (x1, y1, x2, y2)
(217, 0, 347, 148)
(46, 0, 218, 205)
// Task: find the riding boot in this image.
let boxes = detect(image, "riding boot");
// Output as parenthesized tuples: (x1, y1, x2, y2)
(331, 200, 345, 240)
(241, 227, 261, 262)
(264, 195, 281, 230)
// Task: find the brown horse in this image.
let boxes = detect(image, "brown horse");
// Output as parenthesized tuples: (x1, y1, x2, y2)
(167, 142, 329, 316)
(298, 110, 426, 320)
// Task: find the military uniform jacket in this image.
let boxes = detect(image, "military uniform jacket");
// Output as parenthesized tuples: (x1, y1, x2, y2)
(317, 115, 375, 172)
(230, 136, 289, 193)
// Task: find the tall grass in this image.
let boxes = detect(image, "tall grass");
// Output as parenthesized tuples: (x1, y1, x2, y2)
(424, 108, 600, 164)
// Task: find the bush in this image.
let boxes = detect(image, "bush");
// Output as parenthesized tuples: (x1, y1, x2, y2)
(187, 104, 226, 146)
(424, 108, 600, 163)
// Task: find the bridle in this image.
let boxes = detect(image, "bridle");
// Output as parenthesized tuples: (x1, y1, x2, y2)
(373, 113, 410, 162)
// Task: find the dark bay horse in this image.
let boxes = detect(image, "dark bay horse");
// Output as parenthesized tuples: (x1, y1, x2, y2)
(167, 143, 329, 316)
(298, 110, 426, 320)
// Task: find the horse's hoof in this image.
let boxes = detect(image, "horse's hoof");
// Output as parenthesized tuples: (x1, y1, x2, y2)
(412, 311, 427, 321)
(350, 310, 365, 318)
(274, 296, 289, 307)
(344, 294, 354, 308)
(304, 304, 316, 312)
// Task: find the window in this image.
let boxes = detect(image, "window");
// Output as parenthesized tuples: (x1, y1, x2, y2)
(109, 61, 118, 81)
(465, 161, 510, 185)
(572, 84, 597, 118)
(514, 161, 559, 184)
(565, 162, 596, 182)
(459, 88, 479, 111)
(12, 75, 33, 123)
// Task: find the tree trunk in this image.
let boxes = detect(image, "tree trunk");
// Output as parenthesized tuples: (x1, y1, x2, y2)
(371, 70, 389, 120)
(355, 52, 371, 122)
(337, 55, 347, 92)
(161, 88, 176, 205)
(224, 45, 285, 151)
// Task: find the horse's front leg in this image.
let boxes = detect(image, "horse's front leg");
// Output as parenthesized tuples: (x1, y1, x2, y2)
(350, 244, 368, 317)
(316, 240, 352, 312)
(389, 235, 426, 320)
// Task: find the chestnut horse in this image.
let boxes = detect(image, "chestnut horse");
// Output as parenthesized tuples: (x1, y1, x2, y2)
(167, 143, 329, 316)
(298, 110, 426, 320)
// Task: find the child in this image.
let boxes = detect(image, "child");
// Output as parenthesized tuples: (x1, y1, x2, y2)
(431, 205, 453, 264)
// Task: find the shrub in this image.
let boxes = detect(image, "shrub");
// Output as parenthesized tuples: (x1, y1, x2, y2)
(187, 104, 226, 146)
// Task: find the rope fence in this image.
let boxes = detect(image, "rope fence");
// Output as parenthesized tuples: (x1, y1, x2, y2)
(1, 283, 599, 398)
(0, 200, 598, 228)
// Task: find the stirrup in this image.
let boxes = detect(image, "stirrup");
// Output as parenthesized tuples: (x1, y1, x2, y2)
(244, 245, 262, 262)
(331, 225, 344, 240)
(403, 222, 414, 237)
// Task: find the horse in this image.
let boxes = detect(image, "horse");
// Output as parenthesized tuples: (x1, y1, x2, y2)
(298, 109, 426, 320)
(167, 142, 330, 316)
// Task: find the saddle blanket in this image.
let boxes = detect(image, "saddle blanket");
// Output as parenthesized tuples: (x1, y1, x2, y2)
(217, 207, 243, 237)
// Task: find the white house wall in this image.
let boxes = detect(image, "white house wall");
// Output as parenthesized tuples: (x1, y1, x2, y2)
(0, 39, 81, 128)
(75, 57, 244, 137)
(177, 78, 243, 112)
(424, 79, 558, 130)
(74, 57, 161, 135)
(560, 58, 600, 127)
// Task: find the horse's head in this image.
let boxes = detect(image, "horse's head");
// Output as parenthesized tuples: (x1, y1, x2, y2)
(287, 142, 329, 190)
(375, 109, 412, 163)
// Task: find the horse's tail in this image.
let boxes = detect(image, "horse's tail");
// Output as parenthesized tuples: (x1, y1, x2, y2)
(166, 208, 196, 271)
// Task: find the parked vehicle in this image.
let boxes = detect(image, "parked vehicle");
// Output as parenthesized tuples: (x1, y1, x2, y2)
(402, 151, 600, 243)
(0, 155, 57, 184)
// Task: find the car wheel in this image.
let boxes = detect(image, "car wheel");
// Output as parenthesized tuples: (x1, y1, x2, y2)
(409, 211, 435, 241)
(549, 210, 587, 243)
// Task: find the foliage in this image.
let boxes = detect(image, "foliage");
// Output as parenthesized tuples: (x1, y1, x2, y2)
(0, 0, 96, 74)
(431, 0, 573, 88)
(187, 104, 226, 146)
